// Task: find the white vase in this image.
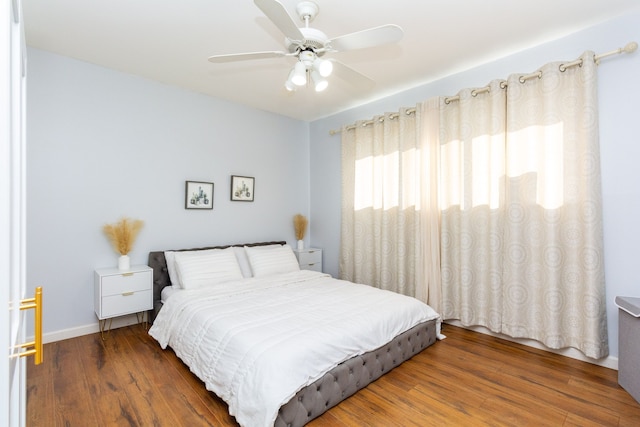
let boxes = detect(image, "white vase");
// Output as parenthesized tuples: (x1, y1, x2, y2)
(118, 254, 130, 271)
(297, 240, 304, 251)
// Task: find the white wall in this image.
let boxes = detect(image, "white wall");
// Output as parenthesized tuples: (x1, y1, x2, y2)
(309, 11, 640, 361)
(26, 48, 310, 338)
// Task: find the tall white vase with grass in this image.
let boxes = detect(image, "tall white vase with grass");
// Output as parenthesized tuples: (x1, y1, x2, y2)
(294, 214, 308, 253)
(104, 217, 143, 272)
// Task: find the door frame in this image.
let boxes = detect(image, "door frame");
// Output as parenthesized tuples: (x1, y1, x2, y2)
(2, 0, 28, 425)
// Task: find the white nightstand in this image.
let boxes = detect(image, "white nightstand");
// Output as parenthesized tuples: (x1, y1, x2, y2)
(94, 265, 153, 337)
(293, 248, 323, 272)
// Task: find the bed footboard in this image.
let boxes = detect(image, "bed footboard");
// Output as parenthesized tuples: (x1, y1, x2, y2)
(275, 318, 438, 427)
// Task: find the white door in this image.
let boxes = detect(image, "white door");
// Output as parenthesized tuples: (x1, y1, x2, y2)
(1, 0, 29, 425)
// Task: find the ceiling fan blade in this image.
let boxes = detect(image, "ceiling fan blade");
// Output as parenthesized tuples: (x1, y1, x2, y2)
(329, 24, 404, 52)
(208, 51, 287, 63)
(329, 59, 375, 90)
(254, 0, 304, 43)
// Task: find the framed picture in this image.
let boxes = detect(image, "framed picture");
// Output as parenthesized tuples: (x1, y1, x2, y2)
(185, 181, 214, 209)
(230, 175, 254, 202)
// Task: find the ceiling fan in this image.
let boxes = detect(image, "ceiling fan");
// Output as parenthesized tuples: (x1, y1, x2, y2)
(208, 0, 404, 92)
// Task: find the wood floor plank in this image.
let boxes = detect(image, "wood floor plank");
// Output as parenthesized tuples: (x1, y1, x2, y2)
(123, 325, 228, 426)
(100, 326, 169, 426)
(75, 332, 142, 427)
(49, 337, 101, 426)
(27, 323, 640, 426)
(25, 341, 55, 426)
(563, 412, 620, 427)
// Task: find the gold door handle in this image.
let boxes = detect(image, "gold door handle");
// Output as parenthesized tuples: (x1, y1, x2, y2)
(19, 286, 43, 365)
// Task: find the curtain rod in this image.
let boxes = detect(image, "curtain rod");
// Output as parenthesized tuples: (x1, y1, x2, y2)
(329, 41, 637, 136)
(328, 108, 417, 136)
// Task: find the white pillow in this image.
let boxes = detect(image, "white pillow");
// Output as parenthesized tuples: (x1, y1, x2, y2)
(233, 246, 254, 278)
(233, 244, 286, 277)
(244, 244, 300, 278)
(166, 248, 224, 288)
(174, 247, 243, 289)
(164, 251, 181, 288)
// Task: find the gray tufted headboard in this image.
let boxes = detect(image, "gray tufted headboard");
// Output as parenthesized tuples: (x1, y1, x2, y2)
(147, 241, 286, 323)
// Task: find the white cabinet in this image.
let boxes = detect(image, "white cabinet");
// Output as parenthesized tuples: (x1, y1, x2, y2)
(293, 248, 323, 272)
(94, 265, 153, 331)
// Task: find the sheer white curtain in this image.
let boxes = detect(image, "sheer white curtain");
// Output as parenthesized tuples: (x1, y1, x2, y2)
(439, 79, 507, 331)
(340, 110, 421, 297)
(439, 52, 608, 358)
(340, 105, 442, 311)
(417, 99, 443, 313)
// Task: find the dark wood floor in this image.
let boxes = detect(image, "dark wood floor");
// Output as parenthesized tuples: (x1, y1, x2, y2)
(27, 323, 640, 426)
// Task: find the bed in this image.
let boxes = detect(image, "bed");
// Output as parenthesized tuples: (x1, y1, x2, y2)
(147, 241, 440, 427)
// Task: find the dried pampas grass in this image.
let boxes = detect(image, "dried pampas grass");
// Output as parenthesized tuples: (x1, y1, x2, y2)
(103, 217, 144, 255)
(293, 214, 308, 240)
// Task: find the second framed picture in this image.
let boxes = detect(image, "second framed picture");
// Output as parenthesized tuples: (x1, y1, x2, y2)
(230, 175, 254, 202)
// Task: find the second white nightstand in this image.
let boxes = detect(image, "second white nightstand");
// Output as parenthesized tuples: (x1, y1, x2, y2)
(94, 265, 153, 337)
(293, 248, 323, 272)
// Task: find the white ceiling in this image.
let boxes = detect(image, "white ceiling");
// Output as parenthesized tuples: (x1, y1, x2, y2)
(23, 0, 640, 121)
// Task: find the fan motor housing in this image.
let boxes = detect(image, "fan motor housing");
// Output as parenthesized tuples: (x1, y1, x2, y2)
(286, 27, 328, 54)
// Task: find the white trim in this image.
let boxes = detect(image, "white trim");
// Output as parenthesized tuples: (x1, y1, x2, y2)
(30, 314, 144, 344)
(445, 320, 618, 370)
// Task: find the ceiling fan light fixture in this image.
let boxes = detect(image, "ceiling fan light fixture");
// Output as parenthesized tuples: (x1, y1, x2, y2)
(208, 0, 405, 96)
(314, 57, 333, 77)
(311, 70, 328, 92)
(291, 61, 307, 86)
(285, 71, 297, 92)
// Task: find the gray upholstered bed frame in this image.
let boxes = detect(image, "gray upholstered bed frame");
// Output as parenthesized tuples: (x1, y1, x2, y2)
(147, 241, 438, 427)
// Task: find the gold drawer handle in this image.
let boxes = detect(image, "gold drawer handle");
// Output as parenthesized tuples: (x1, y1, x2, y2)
(19, 286, 43, 365)
(122, 291, 134, 296)
(121, 272, 134, 277)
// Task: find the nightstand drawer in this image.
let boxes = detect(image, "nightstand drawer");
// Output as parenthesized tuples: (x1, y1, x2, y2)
(304, 262, 323, 272)
(101, 290, 152, 318)
(297, 249, 322, 265)
(101, 270, 152, 296)
(294, 248, 323, 272)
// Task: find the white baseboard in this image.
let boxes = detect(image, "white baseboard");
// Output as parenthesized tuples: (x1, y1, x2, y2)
(36, 314, 144, 344)
(445, 320, 619, 370)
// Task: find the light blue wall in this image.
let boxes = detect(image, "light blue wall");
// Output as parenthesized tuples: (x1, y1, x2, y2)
(26, 48, 310, 335)
(309, 11, 640, 359)
(26, 10, 640, 359)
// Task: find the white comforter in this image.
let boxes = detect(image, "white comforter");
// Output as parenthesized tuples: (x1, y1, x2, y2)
(149, 270, 439, 427)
